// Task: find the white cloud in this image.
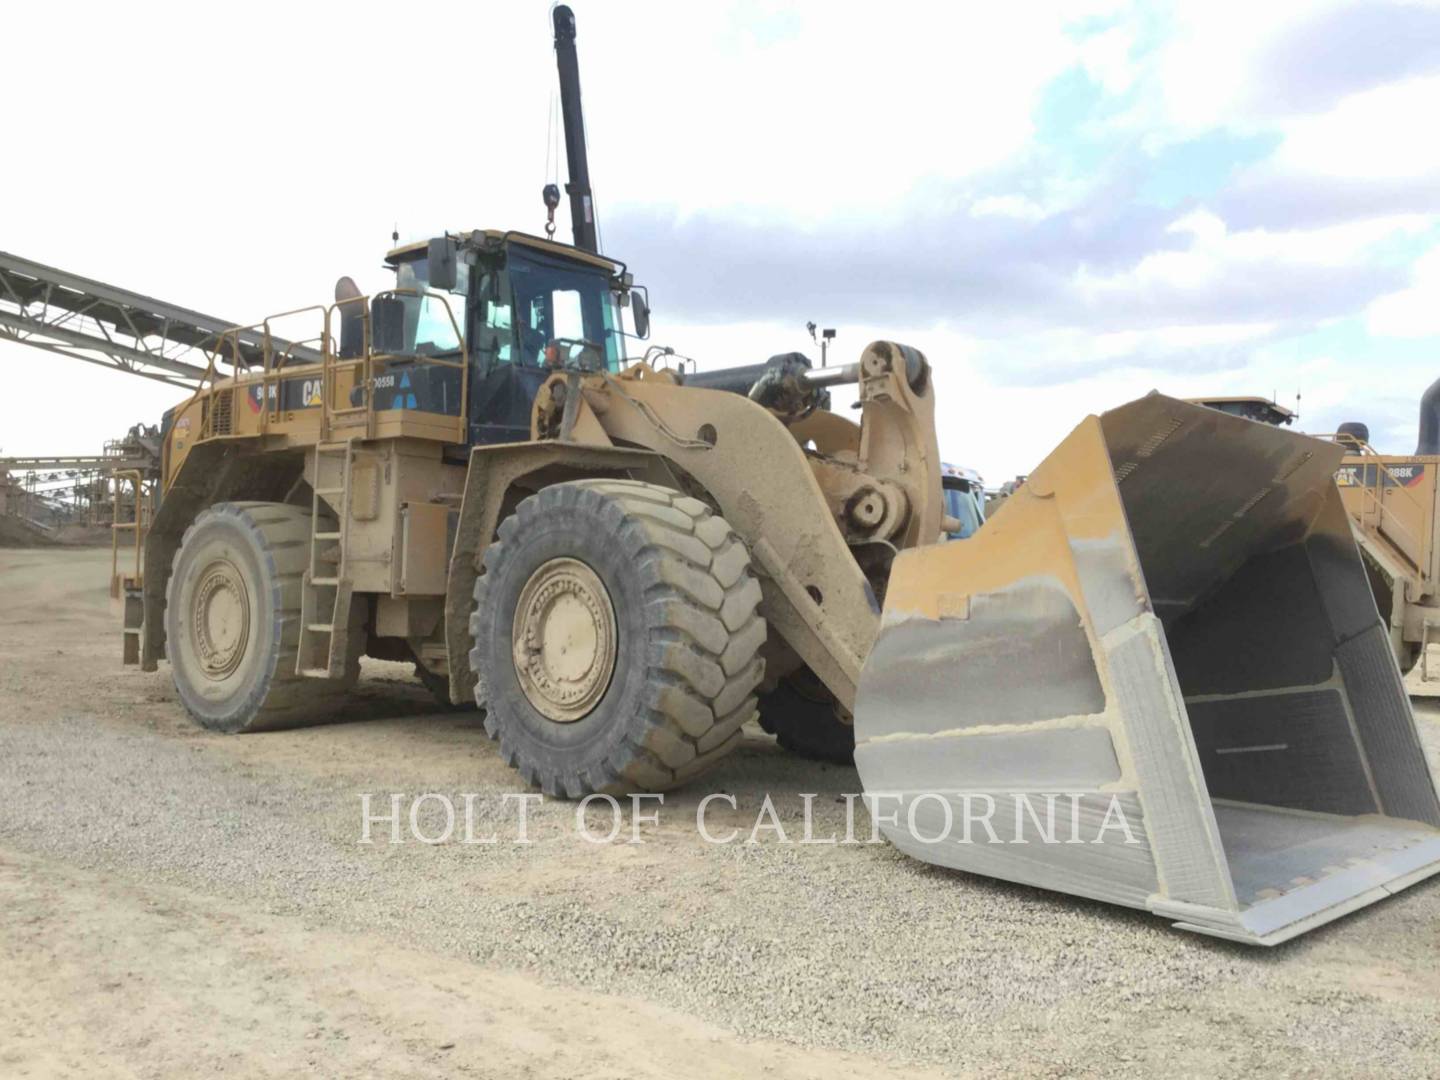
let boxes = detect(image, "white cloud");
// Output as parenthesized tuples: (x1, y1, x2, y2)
(1090, 321, 1278, 356)
(1, 0, 1436, 481)
(1077, 24, 1139, 95)
(1150, 0, 1320, 131)
(1270, 75, 1440, 180)
(968, 195, 1047, 221)
(596, 1, 1081, 219)
(1073, 209, 1430, 303)
(1368, 246, 1440, 337)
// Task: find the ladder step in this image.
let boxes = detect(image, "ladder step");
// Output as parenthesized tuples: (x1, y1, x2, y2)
(314, 487, 345, 496)
(298, 667, 332, 678)
(307, 623, 334, 633)
(311, 576, 340, 586)
(313, 531, 342, 540)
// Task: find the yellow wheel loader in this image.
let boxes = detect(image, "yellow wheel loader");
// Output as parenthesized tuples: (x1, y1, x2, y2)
(83, 7, 1440, 944)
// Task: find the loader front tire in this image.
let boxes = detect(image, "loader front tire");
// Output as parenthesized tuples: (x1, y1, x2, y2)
(758, 669, 856, 765)
(166, 501, 357, 733)
(469, 480, 766, 797)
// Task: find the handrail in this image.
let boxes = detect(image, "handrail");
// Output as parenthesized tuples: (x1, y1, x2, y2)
(1319, 433, 1429, 579)
(181, 289, 469, 448)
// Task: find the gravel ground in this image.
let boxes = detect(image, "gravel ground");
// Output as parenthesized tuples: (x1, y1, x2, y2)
(3, 547, 1439, 1077)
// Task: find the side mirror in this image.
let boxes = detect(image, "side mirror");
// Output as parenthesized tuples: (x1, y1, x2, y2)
(631, 288, 651, 340)
(427, 237, 457, 291)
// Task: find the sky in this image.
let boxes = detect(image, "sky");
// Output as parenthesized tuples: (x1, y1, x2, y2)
(2, 0, 1439, 483)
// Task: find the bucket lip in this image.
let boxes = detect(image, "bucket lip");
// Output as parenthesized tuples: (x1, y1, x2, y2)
(1099, 392, 1345, 466)
(1152, 834, 1440, 946)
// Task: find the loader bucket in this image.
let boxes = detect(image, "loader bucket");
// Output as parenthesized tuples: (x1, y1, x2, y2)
(855, 394, 1440, 945)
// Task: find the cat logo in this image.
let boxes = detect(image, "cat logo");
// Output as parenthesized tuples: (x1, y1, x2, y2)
(1335, 462, 1426, 488)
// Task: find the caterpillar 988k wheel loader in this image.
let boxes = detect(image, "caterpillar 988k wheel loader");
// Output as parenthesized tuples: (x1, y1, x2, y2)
(106, 5, 1440, 944)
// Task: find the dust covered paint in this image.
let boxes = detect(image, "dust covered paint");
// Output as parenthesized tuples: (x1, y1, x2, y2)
(859, 576, 1105, 736)
(856, 394, 1440, 945)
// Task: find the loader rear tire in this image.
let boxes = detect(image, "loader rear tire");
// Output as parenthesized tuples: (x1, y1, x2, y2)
(758, 669, 856, 765)
(469, 479, 766, 797)
(166, 502, 358, 733)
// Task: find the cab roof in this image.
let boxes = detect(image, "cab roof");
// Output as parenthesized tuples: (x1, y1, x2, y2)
(941, 462, 983, 483)
(384, 230, 622, 274)
(1190, 395, 1296, 420)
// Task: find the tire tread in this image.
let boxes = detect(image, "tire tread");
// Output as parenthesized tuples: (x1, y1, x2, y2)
(469, 480, 766, 795)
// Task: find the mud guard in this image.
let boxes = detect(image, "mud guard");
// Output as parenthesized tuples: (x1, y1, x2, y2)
(855, 393, 1440, 945)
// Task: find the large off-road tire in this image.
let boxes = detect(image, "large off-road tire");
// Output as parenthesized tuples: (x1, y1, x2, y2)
(166, 501, 358, 733)
(469, 479, 766, 797)
(758, 668, 856, 764)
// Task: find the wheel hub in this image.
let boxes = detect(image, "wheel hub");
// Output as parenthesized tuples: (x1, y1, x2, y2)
(191, 558, 250, 680)
(512, 557, 618, 722)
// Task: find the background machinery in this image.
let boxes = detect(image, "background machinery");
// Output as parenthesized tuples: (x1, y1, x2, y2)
(1191, 392, 1440, 697)
(3, 6, 1438, 947)
(940, 462, 986, 539)
(1330, 383, 1440, 695)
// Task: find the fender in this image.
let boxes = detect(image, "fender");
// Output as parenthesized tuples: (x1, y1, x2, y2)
(442, 442, 669, 704)
(137, 441, 303, 670)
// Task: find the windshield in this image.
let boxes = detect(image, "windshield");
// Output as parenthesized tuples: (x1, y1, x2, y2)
(484, 246, 623, 371)
(389, 256, 468, 356)
(943, 480, 984, 539)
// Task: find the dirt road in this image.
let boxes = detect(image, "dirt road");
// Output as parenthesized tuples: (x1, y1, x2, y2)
(2, 547, 1439, 1078)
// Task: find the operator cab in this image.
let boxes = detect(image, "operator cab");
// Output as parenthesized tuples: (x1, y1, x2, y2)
(941, 463, 986, 539)
(377, 230, 647, 444)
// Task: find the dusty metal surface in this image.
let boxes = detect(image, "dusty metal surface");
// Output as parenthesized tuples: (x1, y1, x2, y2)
(855, 393, 1440, 944)
(510, 556, 618, 722)
(859, 578, 1105, 732)
(1334, 443, 1440, 691)
(536, 341, 944, 711)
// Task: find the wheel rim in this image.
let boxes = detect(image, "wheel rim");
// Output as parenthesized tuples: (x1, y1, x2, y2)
(191, 558, 251, 680)
(511, 557, 618, 722)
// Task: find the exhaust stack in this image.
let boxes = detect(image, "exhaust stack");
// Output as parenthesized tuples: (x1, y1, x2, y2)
(552, 5, 598, 253)
(1418, 375, 1440, 455)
